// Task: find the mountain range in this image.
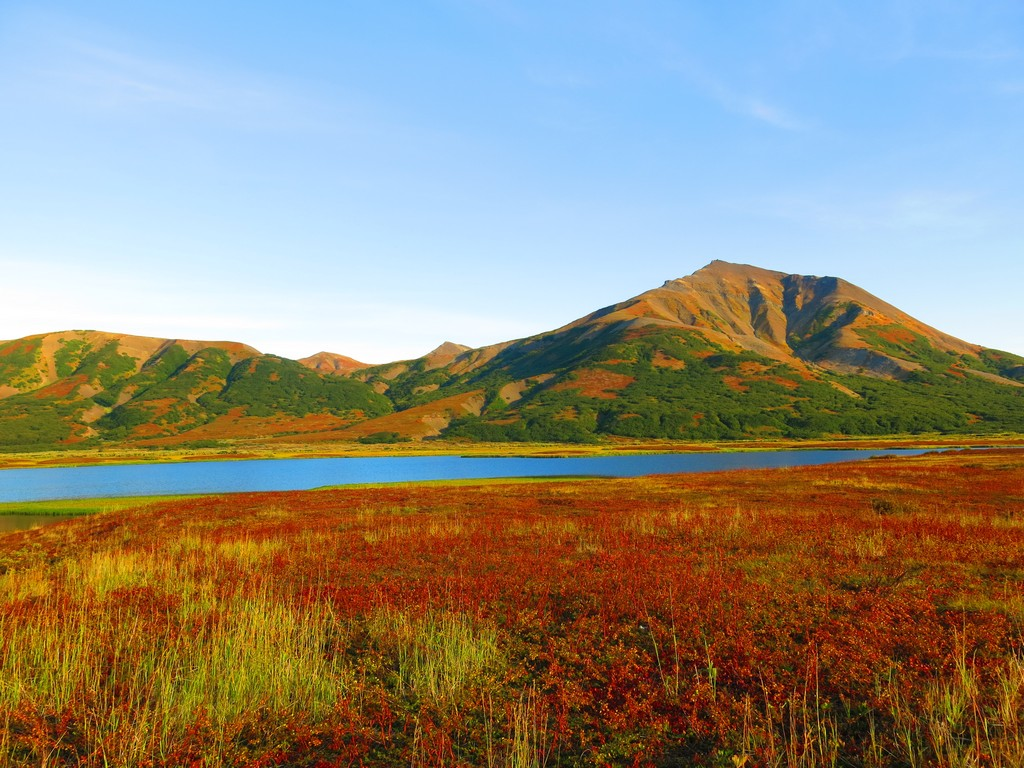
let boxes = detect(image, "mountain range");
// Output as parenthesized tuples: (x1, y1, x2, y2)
(2, 261, 1022, 450)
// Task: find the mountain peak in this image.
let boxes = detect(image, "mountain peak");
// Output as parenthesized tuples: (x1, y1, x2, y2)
(428, 341, 471, 357)
(660, 261, 789, 290)
(297, 351, 369, 375)
(585, 261, 987, 378)
(696, 259, 789, 279)
(422, 341, 471, 371)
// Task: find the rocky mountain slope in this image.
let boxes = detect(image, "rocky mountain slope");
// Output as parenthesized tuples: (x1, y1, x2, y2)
(1, 262, 1022, 449)
(345, 261, 1024, 441)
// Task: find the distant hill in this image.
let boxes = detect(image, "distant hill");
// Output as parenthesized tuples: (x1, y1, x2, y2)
(0, 331, 391, 449)
(2, 262, 1022, 449)
(297, 352, 370, 375)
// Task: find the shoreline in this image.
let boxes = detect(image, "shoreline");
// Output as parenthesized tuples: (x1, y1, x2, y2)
(1, 433, 1021, 471)
(2, 443, 1019, 510)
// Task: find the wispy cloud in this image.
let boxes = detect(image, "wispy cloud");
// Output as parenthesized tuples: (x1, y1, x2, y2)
(57, 42, 263, 113)
(879, 0, 1020, 63)
(3, 12, 326, 130)
(0, 259, 286, 340)
(699, 78, 808, 132)
(0, 257, 532, 362)
(887, 42, 1020, 63)
(50, 41, 299, 126)
(448, 0, 525, 25)
(664, 57, 809, 132)
(746, 189, 988, 232)
(884, 190, 985, 229)
(743, 98, 807, 132)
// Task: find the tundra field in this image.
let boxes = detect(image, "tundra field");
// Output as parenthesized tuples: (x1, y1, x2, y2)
(2, 448, 1024, 767)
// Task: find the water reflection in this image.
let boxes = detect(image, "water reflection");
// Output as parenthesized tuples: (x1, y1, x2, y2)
(0, 515, 74, 533)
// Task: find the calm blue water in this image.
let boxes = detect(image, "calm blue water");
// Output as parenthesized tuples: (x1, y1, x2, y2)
(0, 450, 927, 504)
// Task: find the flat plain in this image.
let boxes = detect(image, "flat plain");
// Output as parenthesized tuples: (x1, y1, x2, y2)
(2, 447, 1023, 766)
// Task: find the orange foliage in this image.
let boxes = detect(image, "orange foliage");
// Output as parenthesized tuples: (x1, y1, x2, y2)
(722, 375, 749, 392)
(2, 449, 1023, 765)
(553, 368, 635, 399)
(652, 351, 686, 369)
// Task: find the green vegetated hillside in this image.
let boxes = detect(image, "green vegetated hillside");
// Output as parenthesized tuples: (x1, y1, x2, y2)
(1, 261, 1022, 450)
(0, 332, 392, 450)
(390, 328, 1024, 442)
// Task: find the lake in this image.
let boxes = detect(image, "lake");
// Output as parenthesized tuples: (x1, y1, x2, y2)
(0, 449, 928, 505)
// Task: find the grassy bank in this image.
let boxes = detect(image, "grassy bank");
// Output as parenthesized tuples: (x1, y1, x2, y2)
(1, 433, 1021, 470)
(1, 448, 1023, 765)
(0, 496, 195, 517)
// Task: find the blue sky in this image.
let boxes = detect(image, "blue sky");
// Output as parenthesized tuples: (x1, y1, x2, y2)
(2, 1, 1022, 362)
